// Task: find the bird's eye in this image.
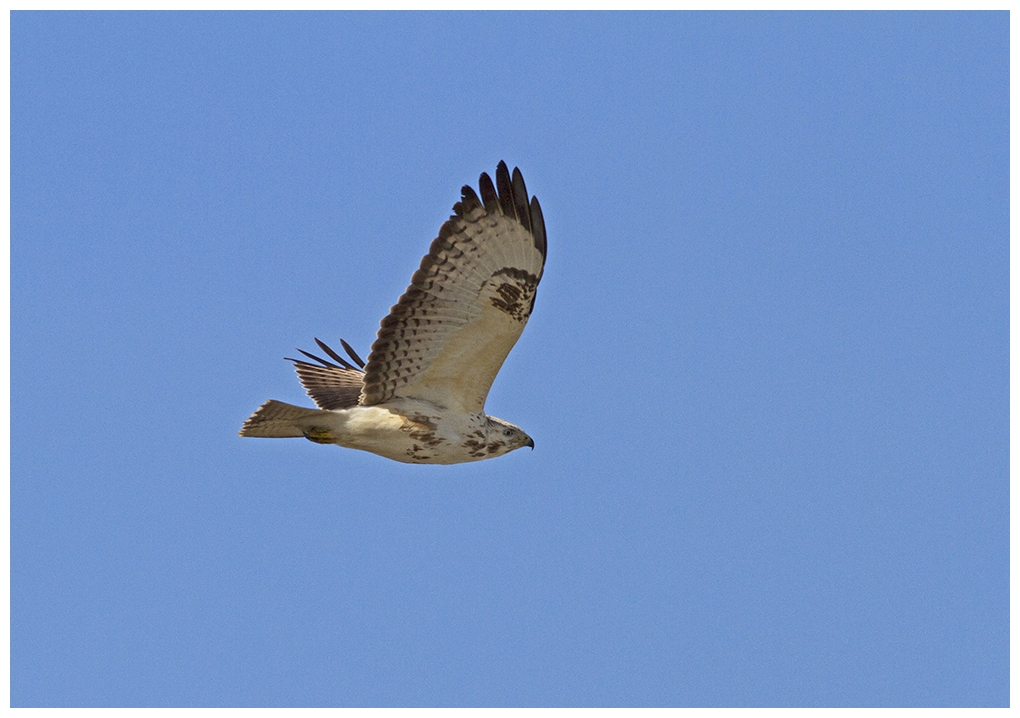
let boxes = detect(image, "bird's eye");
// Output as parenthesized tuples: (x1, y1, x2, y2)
(504, 429, 514, 437)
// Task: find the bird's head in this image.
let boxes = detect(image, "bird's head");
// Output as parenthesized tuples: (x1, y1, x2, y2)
(486, 417, 535, 455)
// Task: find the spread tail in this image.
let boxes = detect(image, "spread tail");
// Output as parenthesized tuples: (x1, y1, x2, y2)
(239, 400, 332, 439)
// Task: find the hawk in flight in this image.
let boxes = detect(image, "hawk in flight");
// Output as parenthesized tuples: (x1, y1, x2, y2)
(240, 161, 546, 464)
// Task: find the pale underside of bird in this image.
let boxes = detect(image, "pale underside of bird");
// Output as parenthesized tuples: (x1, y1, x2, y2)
(239, 161, 546, 464)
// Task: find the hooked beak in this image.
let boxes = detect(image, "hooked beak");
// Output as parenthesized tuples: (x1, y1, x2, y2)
(525, 436, 535, 450)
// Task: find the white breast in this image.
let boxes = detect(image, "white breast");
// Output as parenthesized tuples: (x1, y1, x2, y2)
(324, 401, 489, 464)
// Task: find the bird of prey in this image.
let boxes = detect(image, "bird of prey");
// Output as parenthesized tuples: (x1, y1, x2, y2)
(240, 161, 546, 464)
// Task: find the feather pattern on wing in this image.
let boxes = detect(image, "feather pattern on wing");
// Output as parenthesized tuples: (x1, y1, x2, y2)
(360, 161, 546, 413)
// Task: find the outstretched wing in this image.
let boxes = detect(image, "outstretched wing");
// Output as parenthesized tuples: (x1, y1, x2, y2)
(361, 161, 546, 414)
(287, 338, 366, 410)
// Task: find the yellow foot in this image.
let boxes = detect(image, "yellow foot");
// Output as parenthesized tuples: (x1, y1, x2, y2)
(302, 428, 333, 444)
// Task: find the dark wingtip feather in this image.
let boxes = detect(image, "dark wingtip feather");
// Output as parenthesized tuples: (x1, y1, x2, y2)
(478, 171, 499, 212)
(339, 338, 366, 369)
(294, 348, 340, 368)
(511, 166, 532, 234)
(460, 184, 482, 212)
(314, 337, 358, 371)
(286, 338, 367, 374)
(495, 161, 515, 218)
(530, 196, 546, 258)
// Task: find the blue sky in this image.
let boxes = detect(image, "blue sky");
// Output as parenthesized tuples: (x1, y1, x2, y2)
(11, 11, 1007, 707)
